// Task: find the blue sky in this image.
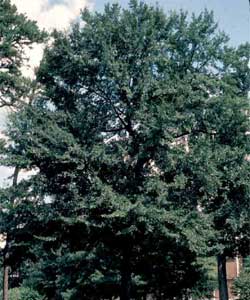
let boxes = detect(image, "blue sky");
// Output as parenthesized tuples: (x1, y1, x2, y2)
(47, 0, 250, 46)
(93, 0, 250, 46)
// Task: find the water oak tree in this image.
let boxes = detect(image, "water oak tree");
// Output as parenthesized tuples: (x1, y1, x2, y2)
(1, 1, 250, 299)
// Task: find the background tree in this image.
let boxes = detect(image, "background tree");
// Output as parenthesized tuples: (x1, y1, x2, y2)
(0, 1, 45, 299)
(233, 257, 250, 300)
(193, 44, 250, 300)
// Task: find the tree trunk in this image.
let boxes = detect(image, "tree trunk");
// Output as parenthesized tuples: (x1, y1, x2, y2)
(12, 167, 19, 187)
(217, 254, 229, 300)
(2, 167, 19, 300)
(3, 255, 9, 300)
(120, 249, 131, 300)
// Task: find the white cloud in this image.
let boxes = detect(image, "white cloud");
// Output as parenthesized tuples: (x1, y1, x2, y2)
(11, 0, 92, 78)
(11, 0, 92, 30)
(0, 108, 8, 130)
(0, 166, 13, 188)
(20, 44, 45, 79)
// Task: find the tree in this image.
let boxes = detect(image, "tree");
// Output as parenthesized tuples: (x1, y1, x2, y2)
(194, 44, 250, 300)
(182, 93, 250, 300)
(1, 1, 249, 299)
(0, 1, 45, 299)
(233, 257, 250, 300)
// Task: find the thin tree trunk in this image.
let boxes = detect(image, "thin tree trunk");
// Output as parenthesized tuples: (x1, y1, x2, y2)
(217, 254, 229, 300)
(120, 249, 131, 300)
(3, 259, 9, 300)
(12, 167, 19, 187)
(2, 167, 19, 300)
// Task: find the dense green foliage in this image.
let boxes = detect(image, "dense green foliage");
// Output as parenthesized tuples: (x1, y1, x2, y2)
(0, 0, 45, 108)
(233, 257, 250, 300)
(0, 287, 42, 300)
(0, 1, 45, 299)
(0, 1, 249, 300)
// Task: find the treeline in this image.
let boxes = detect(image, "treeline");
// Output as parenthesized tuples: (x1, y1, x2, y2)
(0, 1, 250, 300)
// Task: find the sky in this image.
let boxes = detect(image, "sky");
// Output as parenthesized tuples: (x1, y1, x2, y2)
(0, 0, 249, 185)
(12, 0, 250, 45)
(95, 0, 250, 46)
